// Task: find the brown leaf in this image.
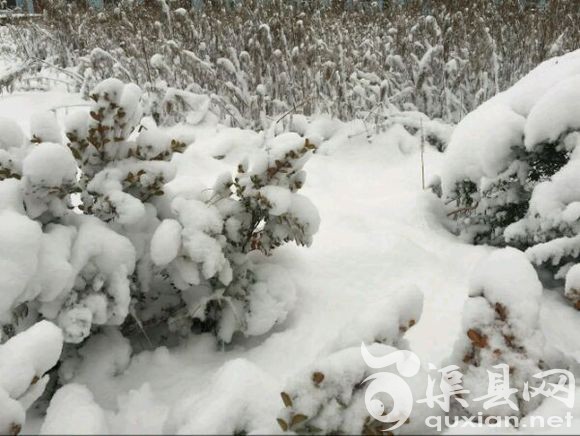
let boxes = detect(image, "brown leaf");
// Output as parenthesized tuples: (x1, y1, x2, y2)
(494, 303, 508, 321)
(467, 328, 488, 348)
(276, 418, 288, 432)
(290, 413, 308, 427)
(280, 391, 293, 408)
(312, 371, 325, 385)
(9, 423, 21, 436)
(304, 138, 316, 150)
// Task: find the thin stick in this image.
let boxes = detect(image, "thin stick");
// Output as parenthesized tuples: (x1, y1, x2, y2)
(130, 306, 153, 348)
(275, 97, 311, 125)
(447, 201, 479, 217)
(420, 117, 425, 190)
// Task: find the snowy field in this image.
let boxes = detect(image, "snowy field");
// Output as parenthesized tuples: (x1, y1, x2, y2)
(2, 9, 580, 436)
(1, 86, 578, 435)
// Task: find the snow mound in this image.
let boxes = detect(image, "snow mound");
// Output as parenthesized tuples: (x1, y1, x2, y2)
(278, 343, 441, 435)
(0, 321, 63, 434)
(441, 50, 580, 195)
(327, 285, 423, 353)
(449, 248, 545, 418)
(167, 359, 279, 434)
(150, 219, 182, 267)
(0, 210, 42, 322)
(30, 111, 63, 144)
(468, 247, 542, 337)
(41, 384, 108, 435)
(0, 117, 25, 150)
(22, 142, 77, 187)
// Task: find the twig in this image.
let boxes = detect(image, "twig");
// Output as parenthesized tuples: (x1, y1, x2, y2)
(275, 97, 311, 125)
(420, 117, 425, 190)
(130, 305, 153, 348)
(447, 201, 479, 217)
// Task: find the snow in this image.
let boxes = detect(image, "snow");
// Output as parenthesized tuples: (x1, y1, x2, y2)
(169, 197, 231, 283)
(259, 186, 292, 216)
(0, 321, 63, 395)
(468, 247, 542, 336)
(18, 110, 491, 433)
(150, 219, 182, 267)
(1, 62, 579, 434)
(22, 142, 77, 187)
(0, 321, 63, 434)
(34, 224, 76, 303)
(0, 210, 42, 322)
(0, 179, 25, 213)
(527, 160, 580, 222)
(277, 343, 441, 434)
(0, 117, 25, 150)
(524, 75, 580, 149)
(47, 218, 137, 343)
(109, 383, 168, 434)
(441, 105, 525, 195)
(244, 260, 296, 337)
(30, 111, 64, 144)
(441, 50, 580, 195)
(526, 235, 580, 267)
(41, 384, 109, 435)
(136, 128, 173, 160)
(167, 358, 278, 434)
(450, 248, 546, 418)
(326, 285, 423, 354)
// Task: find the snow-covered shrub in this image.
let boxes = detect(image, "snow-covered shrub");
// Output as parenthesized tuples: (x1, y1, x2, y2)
(1, 77, 319, 351)
(65, 78, 183, 225)
(448, 248, 546, 418)
(276, 287, 438, 435)
(0, 76, 320, 431)
(0, 115, 139, 346)
(440, 50, 580, 305)
(149, 133, 320, 342)
(0, 321, 63, 435)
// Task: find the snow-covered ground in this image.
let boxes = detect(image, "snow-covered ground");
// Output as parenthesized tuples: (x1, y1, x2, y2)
(0, 87, 578, 434)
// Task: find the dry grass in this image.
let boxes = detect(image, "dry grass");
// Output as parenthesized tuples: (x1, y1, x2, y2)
(6, 0, 579, 127)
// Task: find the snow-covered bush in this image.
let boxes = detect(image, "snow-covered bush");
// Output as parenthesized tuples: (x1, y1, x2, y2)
(148, 133, 320, 342)
(276, 287, 438, 435)
(0, 321, 63, 435)
(0, 76, 320, 431)
(448, 248, 546, 418)
(1, 77, 319, 349)
(440, 50, 580, 306)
